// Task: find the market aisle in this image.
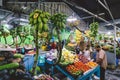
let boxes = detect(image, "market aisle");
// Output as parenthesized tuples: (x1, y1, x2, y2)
(105, 68, 120, 80)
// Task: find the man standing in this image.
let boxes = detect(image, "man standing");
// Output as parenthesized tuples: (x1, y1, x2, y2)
(95, 45, 107, 80)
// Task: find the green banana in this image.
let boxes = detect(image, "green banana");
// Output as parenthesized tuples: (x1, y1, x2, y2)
(33, 19, 37, 24)
(38, 22, 43, 30)
(29, 9, 51, 39)
(42, 18, 48, 24)
(29, 12, 34, 18)
(29, 18, 33, 24)
(43, 24, 48, 31)
(38, 17, 42, 23)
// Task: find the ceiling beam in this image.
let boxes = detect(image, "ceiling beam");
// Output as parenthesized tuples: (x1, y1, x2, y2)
(63, 0, 120, 29)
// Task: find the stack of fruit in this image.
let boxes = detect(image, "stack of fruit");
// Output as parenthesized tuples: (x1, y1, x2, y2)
(0, 51, 34, 80)
(0, 51, 20, 70)
(78, 54, 89, 63)
(75, 30, 83, 44)
(59, 49, 76, 66)
(102, 45, 110, 51)
(66, 65, 82, 76)
(86, 61, 98, 68)
(74, 61, 91, 72)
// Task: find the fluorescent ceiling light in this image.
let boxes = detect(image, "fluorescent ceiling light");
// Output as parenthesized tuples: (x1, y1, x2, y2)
(67, 17, 77, 22)
(107, 32, 111, 35)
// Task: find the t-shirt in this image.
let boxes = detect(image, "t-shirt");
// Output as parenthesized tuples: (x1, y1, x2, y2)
(96, 49, 107, 69)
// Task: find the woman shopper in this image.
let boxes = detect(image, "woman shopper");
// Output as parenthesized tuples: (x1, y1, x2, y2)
(95, 45, 107, 80)
(84, 45, 91, 60)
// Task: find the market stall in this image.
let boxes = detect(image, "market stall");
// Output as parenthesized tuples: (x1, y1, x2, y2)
(1, 0, 120, 80)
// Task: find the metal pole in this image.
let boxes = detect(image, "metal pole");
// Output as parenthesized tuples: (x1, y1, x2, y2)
(98, 0, 117, 65)
(104, 0, 117, 66)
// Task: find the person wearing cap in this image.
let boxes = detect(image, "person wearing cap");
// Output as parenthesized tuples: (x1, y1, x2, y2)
(95, 45, 107, 80)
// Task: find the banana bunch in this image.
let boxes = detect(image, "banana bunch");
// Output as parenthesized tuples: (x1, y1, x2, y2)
(29, 9, 51, 33)
(51, 13, 67, 30)
(90, 22, 99, 38)
(85, 30, 91, 38)
(75, 29, 82, 43)
(85, 30, 95, 40)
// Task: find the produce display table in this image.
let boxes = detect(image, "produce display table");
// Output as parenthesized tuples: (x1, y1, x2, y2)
(55, 65, 100, 80)
(46, 60, 100, 80)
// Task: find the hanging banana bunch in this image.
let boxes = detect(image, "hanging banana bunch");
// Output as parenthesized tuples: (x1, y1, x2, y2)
(89, 22, 99, 40)
(85, 30, 91, 38)
(51, 13, 67, 31)
(29, 9, 51, 35)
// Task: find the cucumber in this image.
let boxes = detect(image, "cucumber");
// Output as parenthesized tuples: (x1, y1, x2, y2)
(14, 54, 24, 58)
(0, 62, 19, 70)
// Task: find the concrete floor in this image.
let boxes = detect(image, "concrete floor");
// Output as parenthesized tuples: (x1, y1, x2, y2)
(105, 68, 120, 80)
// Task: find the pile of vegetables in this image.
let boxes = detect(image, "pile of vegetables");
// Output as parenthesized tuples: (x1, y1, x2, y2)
(85, 61, 98, 68)
(66, 65, 82, 76)
(74, 61, 91, 72)
(66, 61, 92, 76)
(0, 51, 34, 80)
(59, 48, 77, 66)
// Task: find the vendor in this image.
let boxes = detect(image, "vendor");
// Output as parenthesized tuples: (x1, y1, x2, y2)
(95, 45, 107, 80)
